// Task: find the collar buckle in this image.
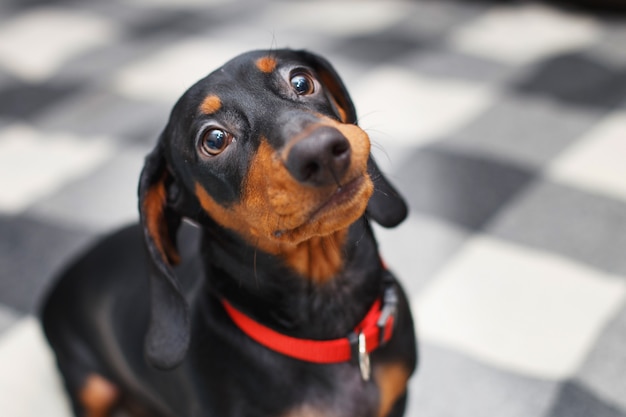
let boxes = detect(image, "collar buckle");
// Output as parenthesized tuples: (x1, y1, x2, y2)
(377, 285, 398, 346)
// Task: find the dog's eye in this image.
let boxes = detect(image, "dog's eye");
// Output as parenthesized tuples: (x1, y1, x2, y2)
(200, 128, 231, 156)
(290, 73, 315, 96)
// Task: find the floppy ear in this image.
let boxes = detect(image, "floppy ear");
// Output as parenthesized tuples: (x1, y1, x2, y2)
(366, 157, 408, 228)
(138, 142, 189, 370)
(298, 50, 357, 124)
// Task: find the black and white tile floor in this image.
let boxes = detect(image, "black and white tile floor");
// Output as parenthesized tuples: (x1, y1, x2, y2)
(1, 1, 626, 416)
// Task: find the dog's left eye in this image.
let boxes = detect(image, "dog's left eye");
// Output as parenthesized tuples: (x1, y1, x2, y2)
(200, 128, 232, 156)
(290, 73, 315, 96)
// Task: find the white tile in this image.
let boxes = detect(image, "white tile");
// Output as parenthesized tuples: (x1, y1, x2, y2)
(415, 236, 626, 379)
(0, 7, 118, 82)
(353, 67, 494, 146)
(450, 4, 600, 65)
(28, 147, 147, 231)
(119, 0, 229, 7)
(0, 125, 115, 214)
(373, 212, 467, 296)
(0, 305, 19, 334)
(258, 2, 409, 37)
(548, 111, 626, 202)
(112, 39, 251, 103)
(0, 318, 72, 417)
(369, 143, 414, 179)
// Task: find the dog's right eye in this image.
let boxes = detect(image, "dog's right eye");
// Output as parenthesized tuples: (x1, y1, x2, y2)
(200, 128, 232, 156)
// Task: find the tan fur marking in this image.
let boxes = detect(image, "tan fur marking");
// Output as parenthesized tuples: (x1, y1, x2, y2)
(200, 94, 222, 115)
(318, 71, 352, 123)
(195, 182, 350, 282)
(375, 363, 411, 417)
(143, 179, 180, 265)
(281, 230, 348, 284)
(329, 95, 348, 123)
(194, 117, 373, 282)
(336, 105, 348, 123)
(256, 56, 277, 73)
(79, 374, 119, 417)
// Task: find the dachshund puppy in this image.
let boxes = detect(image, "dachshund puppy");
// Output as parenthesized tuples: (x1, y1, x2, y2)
(41, 49, 417, 417)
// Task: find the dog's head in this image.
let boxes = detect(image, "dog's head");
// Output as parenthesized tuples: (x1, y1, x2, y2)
(138, 49, 407, 369)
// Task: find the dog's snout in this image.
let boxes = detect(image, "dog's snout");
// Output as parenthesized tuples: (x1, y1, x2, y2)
(286, 127, 351, 186)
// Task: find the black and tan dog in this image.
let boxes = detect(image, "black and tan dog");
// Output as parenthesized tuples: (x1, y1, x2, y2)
(41, 49, 417, 417)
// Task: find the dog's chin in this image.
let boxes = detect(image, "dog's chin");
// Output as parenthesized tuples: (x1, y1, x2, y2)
(194, 172, 373, 252)
(270, 175, 374, 245)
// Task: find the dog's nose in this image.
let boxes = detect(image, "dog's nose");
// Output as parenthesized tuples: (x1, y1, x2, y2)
(286, 126, 351, 186)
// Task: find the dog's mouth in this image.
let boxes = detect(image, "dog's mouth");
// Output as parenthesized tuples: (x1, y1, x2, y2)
(309, 176, 365, 220)
(272, 175, 369, 240)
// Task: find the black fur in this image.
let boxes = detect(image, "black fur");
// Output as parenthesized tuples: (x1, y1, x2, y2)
(40, 49, 417, 417)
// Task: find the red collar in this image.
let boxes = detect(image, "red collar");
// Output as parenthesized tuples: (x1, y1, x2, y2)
(221, 285, 398, 380)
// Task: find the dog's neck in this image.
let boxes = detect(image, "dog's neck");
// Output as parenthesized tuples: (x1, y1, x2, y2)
(197, 217, 384, 340)
(270, 229, 348, 285)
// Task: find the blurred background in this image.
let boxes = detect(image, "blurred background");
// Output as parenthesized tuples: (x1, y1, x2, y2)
(1, 0, 626, 416)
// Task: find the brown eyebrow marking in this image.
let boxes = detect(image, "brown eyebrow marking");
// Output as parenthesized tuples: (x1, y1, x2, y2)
(200, 95, 222, 115)
(256, 56, 277, 73)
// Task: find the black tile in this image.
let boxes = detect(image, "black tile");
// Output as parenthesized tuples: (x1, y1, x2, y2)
(332, 30, 424, 64)
(403, 49, 516, 85)
(110, 2, 262, 40)
(34, 89, 170, 146)
(0, 215, 94, 313)
(487, 181, 626, 277)
(515, 52, 626, 110)
(578, 305, 626, 409)
(0, 80, 83, 120)
(441, 94, 602, 168)
(396, 145, 535, 230)
(126, 10, 213, 39)
(548, 381, 626, 417)
(8, 0, 78, 9)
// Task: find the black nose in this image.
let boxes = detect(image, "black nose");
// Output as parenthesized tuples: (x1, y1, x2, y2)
(286, 126, 351, 186)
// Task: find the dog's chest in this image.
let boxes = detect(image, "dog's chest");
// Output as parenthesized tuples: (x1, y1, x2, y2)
(185, 333, 383, 417)
(242, 366, 380, 417)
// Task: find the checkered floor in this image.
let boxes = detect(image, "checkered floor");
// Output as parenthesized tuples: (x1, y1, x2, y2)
(1, 0, 626, 416)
